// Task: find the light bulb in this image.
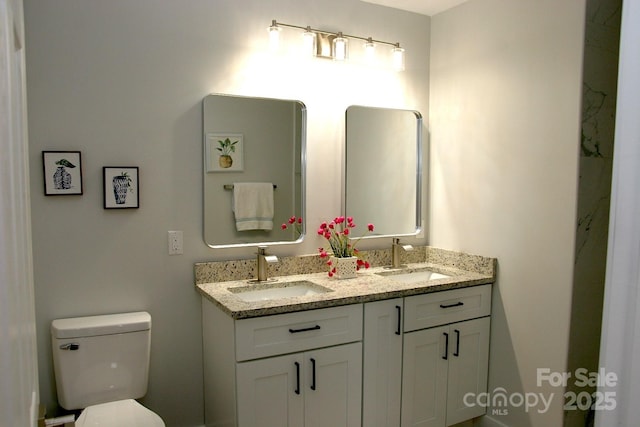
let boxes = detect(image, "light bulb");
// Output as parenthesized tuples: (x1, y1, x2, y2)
(268, 20, 281, 51)
(303, 27, 316, 57)
(364, 37, 375, 63)
(333, 32, 347, 61)
(392, 43, 405, 71)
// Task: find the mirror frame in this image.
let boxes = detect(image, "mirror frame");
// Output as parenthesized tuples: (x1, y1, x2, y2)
(344, 105, 423, 239)
(203, 93, 307, 249)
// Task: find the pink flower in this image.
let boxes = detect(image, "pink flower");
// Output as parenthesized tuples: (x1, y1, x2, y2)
(316, 215, 374, 276)
(281, 223, 287, 230)
(297, 217, 303, 224)
(288, 216, 296, 224)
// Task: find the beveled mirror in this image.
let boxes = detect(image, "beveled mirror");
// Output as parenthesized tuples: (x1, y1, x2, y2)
(345, 105, 422, 238)
(203, 94, 305, 248)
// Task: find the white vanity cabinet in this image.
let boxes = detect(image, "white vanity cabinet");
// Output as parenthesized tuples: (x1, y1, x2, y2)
(362, 285, 492, 427)
(402, 285, 491, 427)
(236, 342, 362, 427)
(362, 298, 404, 426)
(202, 300, 363, 427)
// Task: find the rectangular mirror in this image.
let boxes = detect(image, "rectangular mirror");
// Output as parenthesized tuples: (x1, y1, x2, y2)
(203, 94, 305, 248)
(345, 105, 422, 238)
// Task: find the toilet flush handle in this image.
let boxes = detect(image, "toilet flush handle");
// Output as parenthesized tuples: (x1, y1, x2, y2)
(59, 343, 79, 351)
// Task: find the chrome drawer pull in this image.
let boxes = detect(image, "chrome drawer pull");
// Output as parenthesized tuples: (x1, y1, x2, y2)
(289, 325, 321, 334)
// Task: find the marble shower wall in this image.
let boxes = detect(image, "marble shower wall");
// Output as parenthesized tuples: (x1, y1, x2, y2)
(567, 1, 621, 426)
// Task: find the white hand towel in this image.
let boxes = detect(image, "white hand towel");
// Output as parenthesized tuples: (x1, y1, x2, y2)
(233, 182, 274, 231)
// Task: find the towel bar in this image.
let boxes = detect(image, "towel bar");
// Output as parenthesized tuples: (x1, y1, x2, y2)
(224, 184, 277, 190)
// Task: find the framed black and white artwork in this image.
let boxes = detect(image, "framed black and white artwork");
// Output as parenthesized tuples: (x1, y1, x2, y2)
(103, 167, 139, 209)
(42, 151, 83, 195)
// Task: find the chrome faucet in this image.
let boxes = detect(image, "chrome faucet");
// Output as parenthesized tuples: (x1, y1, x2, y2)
(255, 246, 279, 282)
(391, 238, 414, 268)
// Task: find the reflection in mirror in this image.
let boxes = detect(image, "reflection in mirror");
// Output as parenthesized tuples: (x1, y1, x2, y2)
(203, 94, 305, 248)
(345, 106, 422, 238)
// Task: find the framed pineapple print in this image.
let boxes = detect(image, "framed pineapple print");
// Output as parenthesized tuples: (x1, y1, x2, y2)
(103, 167, 139, 209)
(42, 151, 83, 195)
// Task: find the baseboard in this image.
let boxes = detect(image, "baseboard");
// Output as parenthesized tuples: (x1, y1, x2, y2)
(474, 415, 511, 427)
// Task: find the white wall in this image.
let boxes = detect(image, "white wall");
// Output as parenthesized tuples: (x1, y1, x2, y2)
(597, 0, 640, 425)
(429, 0, 585, 425)
(23, 0, 430, 425)
(0, 0, 39, 425)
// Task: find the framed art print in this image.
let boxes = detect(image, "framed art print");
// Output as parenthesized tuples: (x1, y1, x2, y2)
(205, 133, 244, 172)
(42, 151, 83, 195)
(103, 167, 139, 209)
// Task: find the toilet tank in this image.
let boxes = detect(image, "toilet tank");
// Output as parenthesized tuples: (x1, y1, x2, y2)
(51, 312, 152, 410)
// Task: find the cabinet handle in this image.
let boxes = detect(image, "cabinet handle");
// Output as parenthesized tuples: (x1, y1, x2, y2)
(289, 325, 321, 334)
(395, 305, 402, 335)
(454, 329, 460, 357)
(294, 362, 300, 395)
(310, 358, 316, 390)
(440, 301, 464, 309)
(443, 332, 449, 360)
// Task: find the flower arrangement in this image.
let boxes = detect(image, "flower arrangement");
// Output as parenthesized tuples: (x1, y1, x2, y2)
(281, 216, 303, 236)
(318, 216, 374, 276)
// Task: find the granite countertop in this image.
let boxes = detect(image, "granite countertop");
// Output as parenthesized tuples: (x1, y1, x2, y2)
(196, 247, 496, 319)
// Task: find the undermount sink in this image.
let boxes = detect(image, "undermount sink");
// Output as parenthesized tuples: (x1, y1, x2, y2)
(228, 281, 332, 302)
(376, 268, 451, 284)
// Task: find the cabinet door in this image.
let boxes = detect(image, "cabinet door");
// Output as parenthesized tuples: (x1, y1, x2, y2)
(236, 353, 304, 427)
(363, 298, 403, 427)
(402, 326, 449, 427)
(446, 317, 490, 426)
(305, 342, 362, 427)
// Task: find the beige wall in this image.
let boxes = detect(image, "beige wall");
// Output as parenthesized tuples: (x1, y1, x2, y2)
(430, 0, 585, 425)
(24, 0, 430, 425)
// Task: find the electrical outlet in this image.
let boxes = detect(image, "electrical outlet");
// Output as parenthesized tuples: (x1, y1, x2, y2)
(168, 231, 183, 255)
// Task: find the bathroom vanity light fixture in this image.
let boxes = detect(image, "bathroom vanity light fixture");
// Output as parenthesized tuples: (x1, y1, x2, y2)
(267, 19, 405, 70)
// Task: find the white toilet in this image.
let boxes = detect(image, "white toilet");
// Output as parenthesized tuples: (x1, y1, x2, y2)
(51, 311, 165, 426)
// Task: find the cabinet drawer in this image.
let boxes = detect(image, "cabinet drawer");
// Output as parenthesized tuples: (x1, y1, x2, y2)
(235, 304, 363, 361)
(404, 285, 491, 332)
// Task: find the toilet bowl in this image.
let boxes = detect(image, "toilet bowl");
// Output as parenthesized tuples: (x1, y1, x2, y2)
(51, 312, 165, 426)
(75, 399, 164, 427)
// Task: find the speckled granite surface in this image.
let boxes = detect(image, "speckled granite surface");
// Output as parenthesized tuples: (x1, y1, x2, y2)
(195, 246, 496, 319)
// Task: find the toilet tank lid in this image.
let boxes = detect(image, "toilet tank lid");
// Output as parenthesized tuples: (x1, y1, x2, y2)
(51, 312, 151, 339)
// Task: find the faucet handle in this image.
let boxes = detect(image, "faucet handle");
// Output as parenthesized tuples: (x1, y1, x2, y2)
(257, 246, 278, 263)
(393, 238, 414, 251)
